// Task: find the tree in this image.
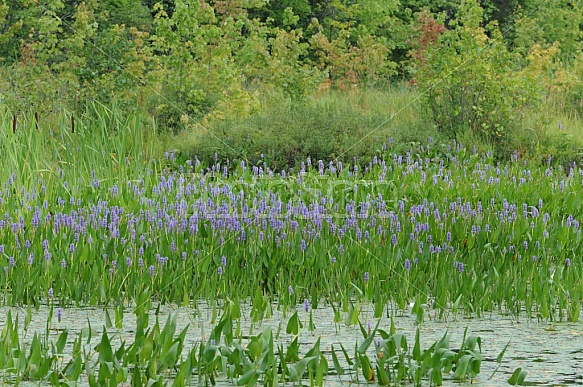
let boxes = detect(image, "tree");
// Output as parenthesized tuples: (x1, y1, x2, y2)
(413, 0, 541, 149)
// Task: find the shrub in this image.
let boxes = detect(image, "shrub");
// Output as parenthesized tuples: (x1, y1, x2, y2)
(185, 100, 386, 170)
(411, 0, 542, 152)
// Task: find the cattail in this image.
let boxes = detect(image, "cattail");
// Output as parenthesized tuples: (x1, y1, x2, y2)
(71, 115, 75, 133)
(12, 114, 16, 133)
(35, 112, 39, 130)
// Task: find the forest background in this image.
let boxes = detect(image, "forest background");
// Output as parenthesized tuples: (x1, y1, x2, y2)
(0, 0, 582, 168)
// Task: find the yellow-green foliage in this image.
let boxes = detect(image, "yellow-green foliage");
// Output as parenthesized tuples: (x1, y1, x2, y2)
(412, 0, 542, 149)
(0, 0, 581, 163)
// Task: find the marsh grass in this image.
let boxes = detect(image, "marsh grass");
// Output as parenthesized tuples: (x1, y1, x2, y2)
(0, 102, 159, 189)
(515, 99, 583, 163)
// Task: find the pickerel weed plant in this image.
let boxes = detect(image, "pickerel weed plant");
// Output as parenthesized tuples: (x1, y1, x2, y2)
(0, 309, 492, 386)
(1, 108, 581, 384)
(1, 121, 581, 322)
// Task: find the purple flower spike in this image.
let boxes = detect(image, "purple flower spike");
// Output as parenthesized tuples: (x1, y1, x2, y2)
(405, 259, 411, 270)
(48, 288, 53, 299)
(566, 258, 571, 267)
(288, 285, 294, 294)
(217, 266, 223, 276)
(364, 272, 370, 283)
(57, 307, 62, 323)
(304, 299, 310, 312)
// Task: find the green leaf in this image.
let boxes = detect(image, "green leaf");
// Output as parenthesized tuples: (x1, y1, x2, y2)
(389, 317, 396, 335)
(56, 330, 68, 355)
(247, 335, 262, 362)
(28, 334, 41, 368)
(285, 311, 302, 335)
(17, 348, 27, 372)
(359, 354, 375, 382)
(413, 328, 421, 360)
(201, 344, 217, 364)
(358, 319, 380, 354)
(496, 340, 511, 363)
(377, 361, 390, 386)
(452, 354, 471, 379)
(105, 309, 113, 329)
(339, 343, 354, 366)
(308, 309, 316, 331)
(161, 341, 180, 368)
(431, 367, 443, 385)
(98, 330, 114, 364)
(331, 345, 344, 376)
(316, 353, 328, 386)
(85, 316, 94, 344)
(237, 369, 260, 386)
(285, 337, 300, 363)
(34, 353, 53, 379)
(140, 336, 154, 363)
(289, 356, 316, 382)
(508, 367, 528, 385)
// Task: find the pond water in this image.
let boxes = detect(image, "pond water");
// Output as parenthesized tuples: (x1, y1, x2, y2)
(2, 302, 582, 386)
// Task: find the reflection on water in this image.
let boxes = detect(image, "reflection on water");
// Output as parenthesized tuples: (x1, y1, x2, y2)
(1, 302, 583, 386)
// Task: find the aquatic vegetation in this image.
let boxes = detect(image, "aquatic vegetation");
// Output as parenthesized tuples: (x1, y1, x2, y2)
(0, 308, 489, 386)
(0, 132, 581, 323)
(1, 111, 581, 384)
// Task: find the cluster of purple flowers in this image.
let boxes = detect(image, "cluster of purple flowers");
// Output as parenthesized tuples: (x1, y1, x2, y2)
(0, 141, 580, 309)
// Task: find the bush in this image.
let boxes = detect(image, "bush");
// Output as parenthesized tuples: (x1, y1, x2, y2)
(177, 88, 441, 170)
(185, 102, 380, 169)
(412, 0, 542, 151)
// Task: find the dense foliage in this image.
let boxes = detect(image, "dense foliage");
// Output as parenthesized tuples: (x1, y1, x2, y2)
(1, 110, 583, 325)
(0, 3, 581, 384)
(0, 0, 582, 163)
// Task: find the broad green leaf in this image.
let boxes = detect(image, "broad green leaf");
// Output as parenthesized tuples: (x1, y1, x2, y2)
(508, 367, 528, 385)
(98, 330, 113, 364)
(330, 345, 344, 376)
